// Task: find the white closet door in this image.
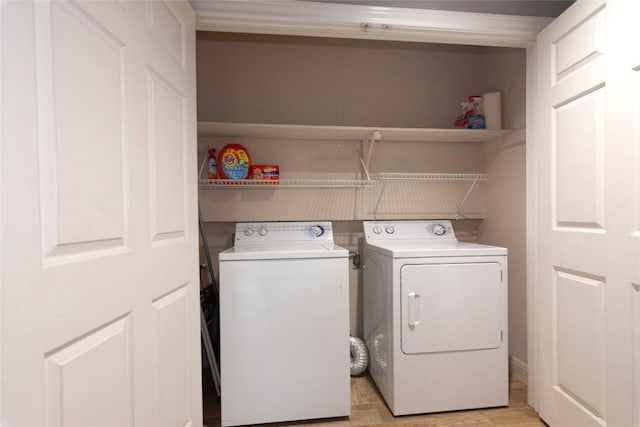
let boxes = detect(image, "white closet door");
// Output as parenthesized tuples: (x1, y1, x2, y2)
(0, 1, 200, 426)
(619, 0, 640, 425)
(535, 0, 636, 426)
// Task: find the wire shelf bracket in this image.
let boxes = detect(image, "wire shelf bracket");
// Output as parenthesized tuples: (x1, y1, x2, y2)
(360, 130, 381, 181)
(371, 173, 488, 219)
(455, 176, 481, 219)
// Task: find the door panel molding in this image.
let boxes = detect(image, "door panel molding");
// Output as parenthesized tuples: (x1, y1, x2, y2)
(147, 66, 188, 245)
(45, 315, 133, 427)
(632, 283, 640, 427)
(552, 85, 605, 231)
(553, 268, 605, 418)
(552, 5, 605, 82)
(152, 285, 192, 427)
(34, 1, 130, 262)
(147, 1, 187, 70)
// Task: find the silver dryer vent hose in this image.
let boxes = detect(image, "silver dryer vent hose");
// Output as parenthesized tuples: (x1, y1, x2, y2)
(349, 336, 369, 376)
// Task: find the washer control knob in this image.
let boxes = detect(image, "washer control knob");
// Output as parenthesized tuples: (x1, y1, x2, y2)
(372, 226, 382, 234)
(257, 227, 268, 236)
(432, 224, 447, 236)
(244, 228, 254, 237)
(385, 226, 395, 235)
(310, 225, 325, 237)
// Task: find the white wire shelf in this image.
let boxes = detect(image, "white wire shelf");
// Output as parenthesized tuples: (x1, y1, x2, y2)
(198, 178, 376, 189)
(374, 173, 487, 181)
(198, 173, 486, 189)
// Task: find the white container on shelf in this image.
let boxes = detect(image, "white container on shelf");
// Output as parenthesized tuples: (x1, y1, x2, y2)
(482, 92, 502, 130)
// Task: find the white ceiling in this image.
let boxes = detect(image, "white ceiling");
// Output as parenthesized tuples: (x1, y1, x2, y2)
(191, 0, 553, 47)
(303, 0, 573, 17)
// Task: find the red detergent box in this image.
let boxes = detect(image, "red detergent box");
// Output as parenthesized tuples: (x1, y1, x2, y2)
(250, 165, 279, 181)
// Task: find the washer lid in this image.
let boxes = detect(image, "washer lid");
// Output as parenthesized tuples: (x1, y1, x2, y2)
(364, 240, 507, 258)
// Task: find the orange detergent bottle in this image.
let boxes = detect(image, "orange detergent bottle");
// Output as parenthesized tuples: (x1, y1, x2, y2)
(217, 143, 251, 180)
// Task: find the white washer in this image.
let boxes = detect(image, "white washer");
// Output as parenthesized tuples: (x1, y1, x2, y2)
(219, 221, 350, 426)
(362, 220, 508, 416)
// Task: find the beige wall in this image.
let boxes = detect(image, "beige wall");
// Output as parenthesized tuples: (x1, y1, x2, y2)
(196, 33, 527, 369)
(197, 32, 499, 222)
(482, 141, 527, 368)
(197, 32, 504, 128)
(479, 48, 528, 370)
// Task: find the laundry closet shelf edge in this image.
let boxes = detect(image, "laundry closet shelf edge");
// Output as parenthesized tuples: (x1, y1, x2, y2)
(197, 121, 511, 144)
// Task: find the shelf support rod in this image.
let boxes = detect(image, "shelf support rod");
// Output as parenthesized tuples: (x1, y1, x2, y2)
(372, 180, 387, 219)
(360, 131, 381, 181)
(456, 177, 479, 218)
(198, 151, 209, 181)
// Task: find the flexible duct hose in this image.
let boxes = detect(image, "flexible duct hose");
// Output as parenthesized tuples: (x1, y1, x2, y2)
(349, 336, 369, 376)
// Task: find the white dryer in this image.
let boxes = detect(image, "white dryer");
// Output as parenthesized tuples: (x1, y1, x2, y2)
(218, 221, 350, 427)
(362, 220, 508, 416)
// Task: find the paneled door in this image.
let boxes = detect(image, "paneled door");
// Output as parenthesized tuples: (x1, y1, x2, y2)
(535, 0, 637, 425)
(619, 0, 640, 424)
(1, 1, 201, 426)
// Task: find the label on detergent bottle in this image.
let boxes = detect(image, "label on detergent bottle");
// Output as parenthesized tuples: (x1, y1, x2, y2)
(468, 115, 486, 129)
(467, 95, 486, 129)
(218, 143, 251, 180)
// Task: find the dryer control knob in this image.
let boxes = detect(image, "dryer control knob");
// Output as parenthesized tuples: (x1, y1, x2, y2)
(310, 225, 325, 237)
(372, 226, 382, 234)
(432, 224, 447, 236)
(385, 226, 395, 234)
(257, 227, 268, 236)
(244, 228, 254, 237)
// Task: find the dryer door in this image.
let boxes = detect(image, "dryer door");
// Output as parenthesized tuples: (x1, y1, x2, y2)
(400, 262, 503, 354)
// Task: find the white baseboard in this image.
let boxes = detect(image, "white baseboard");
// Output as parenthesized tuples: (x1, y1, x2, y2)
(510, 356, 528, 384)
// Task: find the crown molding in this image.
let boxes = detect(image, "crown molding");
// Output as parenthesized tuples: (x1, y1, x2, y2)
(191, 0, 552, 47)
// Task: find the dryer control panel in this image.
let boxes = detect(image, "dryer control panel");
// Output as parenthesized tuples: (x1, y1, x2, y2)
(363, 221, 456, 241)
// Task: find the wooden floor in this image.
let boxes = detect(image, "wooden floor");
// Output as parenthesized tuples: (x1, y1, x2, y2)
(203, 373, 547, 427)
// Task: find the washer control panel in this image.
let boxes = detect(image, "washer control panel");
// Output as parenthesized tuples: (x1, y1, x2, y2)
(235, 221, 333, 245)
(364, 220, 456, 241)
